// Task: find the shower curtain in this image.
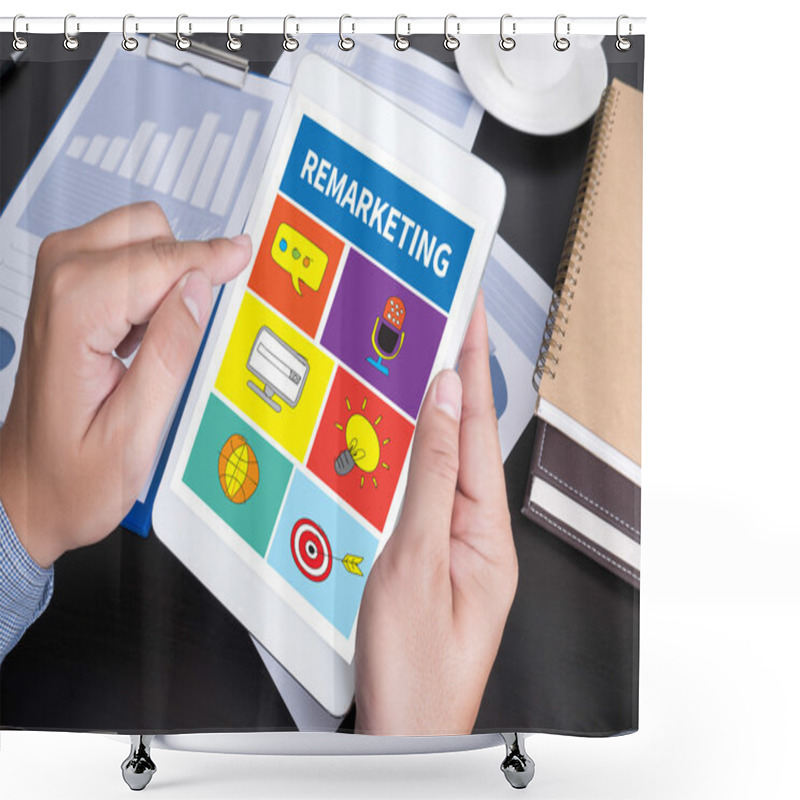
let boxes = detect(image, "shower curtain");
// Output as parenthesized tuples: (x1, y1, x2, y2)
(0, 21, 644, 747)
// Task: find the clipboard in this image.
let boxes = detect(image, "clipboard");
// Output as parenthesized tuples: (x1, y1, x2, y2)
(144, 33, 250, 90)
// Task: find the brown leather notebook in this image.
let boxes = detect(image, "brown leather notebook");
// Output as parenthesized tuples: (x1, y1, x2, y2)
(526, 78, 643, 584)
(524, 419, 641, 587)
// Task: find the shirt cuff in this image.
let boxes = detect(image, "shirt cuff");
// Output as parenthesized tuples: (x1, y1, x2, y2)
(0, 496, 55, 663)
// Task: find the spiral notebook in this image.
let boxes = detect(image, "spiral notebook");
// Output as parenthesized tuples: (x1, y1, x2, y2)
(524, 78, 642, 587)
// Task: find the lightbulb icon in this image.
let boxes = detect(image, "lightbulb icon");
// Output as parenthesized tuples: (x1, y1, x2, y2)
(333, 396, 390, 488)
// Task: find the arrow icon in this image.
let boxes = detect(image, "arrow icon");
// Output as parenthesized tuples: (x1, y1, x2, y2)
(339, 554, 364, 577)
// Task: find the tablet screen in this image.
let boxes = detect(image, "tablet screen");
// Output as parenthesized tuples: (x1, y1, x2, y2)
(171, 100, 482, 662)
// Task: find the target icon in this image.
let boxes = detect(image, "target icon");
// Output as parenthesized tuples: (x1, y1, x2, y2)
(291, 518, 333, 582)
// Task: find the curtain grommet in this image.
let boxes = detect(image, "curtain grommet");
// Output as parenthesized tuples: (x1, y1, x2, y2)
(339, 14, 355, 51)
(175, 13, 191, 51)
(554, 14, 570, 51)
(227, 15, 243, 52)
(616, 15, 632, 51)
(394, 15, 410, 51)
(12, 14, 28, 51)
(499, 14, 516, 51)
(63, 13, 79, 51)
(121, 14, 138, 51)
(283, 15, 299, 52)
(443, 14, 460, 51)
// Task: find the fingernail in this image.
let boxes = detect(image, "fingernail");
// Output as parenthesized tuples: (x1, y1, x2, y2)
(181, 271, 212, 326)
(434, 369, 462, 421)
(230, 233, 251, 249)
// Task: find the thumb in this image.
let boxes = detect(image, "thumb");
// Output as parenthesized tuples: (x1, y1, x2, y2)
(97, 269, 213, 484)
(392, 370, 462, 555)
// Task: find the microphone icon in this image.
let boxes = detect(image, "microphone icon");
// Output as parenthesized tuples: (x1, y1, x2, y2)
(366, 296, 405, 377)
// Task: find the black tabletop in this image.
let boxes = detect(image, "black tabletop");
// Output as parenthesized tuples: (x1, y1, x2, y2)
(0, 33, 642, 735)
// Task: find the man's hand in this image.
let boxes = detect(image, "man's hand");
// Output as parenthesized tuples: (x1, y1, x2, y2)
(354, 292, 518, 735)
(0, 202, 251, 568)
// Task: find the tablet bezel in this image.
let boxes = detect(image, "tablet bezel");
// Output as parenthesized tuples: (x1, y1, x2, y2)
(153, 54, 506, 717)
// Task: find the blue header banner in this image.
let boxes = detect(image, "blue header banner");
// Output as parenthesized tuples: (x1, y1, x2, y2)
(279, 116, 474, 312)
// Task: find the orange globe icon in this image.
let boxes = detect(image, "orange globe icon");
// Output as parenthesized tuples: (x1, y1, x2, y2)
(218, 434, 260, 504)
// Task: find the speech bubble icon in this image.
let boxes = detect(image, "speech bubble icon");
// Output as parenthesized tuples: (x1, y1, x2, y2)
(271, 223, 329, 296)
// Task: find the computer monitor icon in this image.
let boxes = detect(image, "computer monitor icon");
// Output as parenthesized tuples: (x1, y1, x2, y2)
(246, 326, 309, 412)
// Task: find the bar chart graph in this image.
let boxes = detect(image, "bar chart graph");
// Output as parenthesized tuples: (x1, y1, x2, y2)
(16, 51, 279, 245)
(60, 109, 261, 227)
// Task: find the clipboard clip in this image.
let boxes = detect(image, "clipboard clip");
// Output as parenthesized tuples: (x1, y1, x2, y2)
(145, 33, 249, 90)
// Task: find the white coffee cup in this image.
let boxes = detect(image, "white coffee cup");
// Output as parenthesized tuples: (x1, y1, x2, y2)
(496, 34, 604, 94)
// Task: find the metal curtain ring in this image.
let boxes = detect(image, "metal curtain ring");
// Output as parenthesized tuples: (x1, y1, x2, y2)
(227, 15, 242, 51)
(443, 14, 460, 51)
(176, 14, 191, 50)
(63, 13, 79, 51)
(394, 15, 410, 51)
(554, 14, 570, 51)
(122, 14, 138, 51)
(283, 15, 299, 51)
(616, 14, 632, 51)
(339, 15, 355, 51)
(12, 15, 28, 51)
(499, 14, 516, 51)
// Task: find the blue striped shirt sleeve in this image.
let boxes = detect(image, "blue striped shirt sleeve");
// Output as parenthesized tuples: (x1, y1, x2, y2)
(0, 497, 54, 664)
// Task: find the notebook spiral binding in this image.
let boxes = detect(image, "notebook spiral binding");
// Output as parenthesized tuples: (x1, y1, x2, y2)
(533, 82, 621, 390)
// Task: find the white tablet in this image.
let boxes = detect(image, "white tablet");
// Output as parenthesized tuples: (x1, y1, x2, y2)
(153, 54, 506, 717)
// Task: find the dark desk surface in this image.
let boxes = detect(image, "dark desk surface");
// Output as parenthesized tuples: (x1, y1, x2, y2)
(0, 33, 642, 734)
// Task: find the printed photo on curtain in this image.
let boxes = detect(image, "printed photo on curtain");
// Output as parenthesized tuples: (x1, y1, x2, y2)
(0, 18, 644, 790)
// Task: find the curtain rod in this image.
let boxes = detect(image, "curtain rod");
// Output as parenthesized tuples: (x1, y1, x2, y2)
(0, 16, 646, 37)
